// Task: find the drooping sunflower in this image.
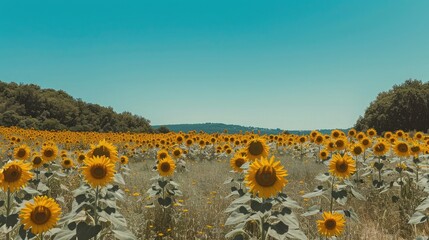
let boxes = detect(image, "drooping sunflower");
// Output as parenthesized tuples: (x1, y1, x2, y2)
(0, 160, 33, 192)
(81, 156, 115, 188)
(245, 137, 269, 161)
(87, 139, 118, 163)
(157, 149, 169, 160)
(329, 154, 356, 179)
(31, 155, 44, 169)
(14, 144, 31, 161)
(19, 195, 62, 234)
(373, 140, 390, 156)
(157, 156, 176, 177)
(317, 211, 346, 237)
(394, 141, 410, 157)
(40, 145, 58, 162)
(245, 156, 287, 199)
(120, 155, 129, 165)
(230, 154, 248, 173)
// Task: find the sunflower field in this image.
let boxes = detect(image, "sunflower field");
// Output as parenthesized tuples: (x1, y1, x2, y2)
(1, 126, 429, 239)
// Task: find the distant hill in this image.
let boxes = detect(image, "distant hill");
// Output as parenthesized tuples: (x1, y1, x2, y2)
(0, 81, 152, 132)
(153, 123, 349, 135)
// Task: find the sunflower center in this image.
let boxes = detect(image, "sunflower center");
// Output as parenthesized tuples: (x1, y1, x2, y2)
(3, 165, 22, 183)
(248, 142, 263, 156)
(235, 158, 245, 168)
(398, 143, 408, 153)
(159, 153, 167, 159)
(324, 219, 336, 230)
(353, 147, 362, 155)
(321, 152, 327, 157)
(64, 160, 71, 166)
(255, 166, 277, 187)
(362, 140, 369, 146)
(411, 146, 420, 153)
(91, 164, 107, 179)
(375, 144, 385, 152)
(44, 149, 54, 158)
(333, 132, 339, 138)
(92, 147, 111, 158)
(160, 162, 171, 172)
(173, 150, 181, 156)
(78, 155, 86, 161)
(336, 140, 344, 148)
(33, 157, 42, 165)
(31, 206, 51, 225)
(17, 149, 27, 158)
(336, 160, 348, 173)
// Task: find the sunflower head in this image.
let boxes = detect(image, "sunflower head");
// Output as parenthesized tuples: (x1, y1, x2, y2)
(157, 156, 176, 177)
(31, 155, 45, 169)
(172, 148, 182, 159)
(349, 143, 363, 156)
(329, 154, 356, 179)
(394, 141, 410, 157)
(41, 144, 58, 162)
(317, 212, 346, 237)
(14, 144, 31, 161)
(230, 154, 248, 173)
(61, 158, 74, 169)
(81, 156, 115, 188)
(373, 140, 390, 156)
(245, 138, 269, 161)
(360, 137, 372, 149)
(87, 139, 118, 163)
(120, 155, 129, 165)
(334, 138, 348, 151)
(0, 160, 33, 192)
(157, 149, 169, 160)
(366, 128, 377, 138)
(319, 150, 329, 160)
(245, 156, 287, 199)
(19, 196, 62, 234)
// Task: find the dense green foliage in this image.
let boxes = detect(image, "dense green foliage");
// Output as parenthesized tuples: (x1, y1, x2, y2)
(153, 123, 284, 134)
(0, 81, 152, 132)
(355, 79, 429, 133)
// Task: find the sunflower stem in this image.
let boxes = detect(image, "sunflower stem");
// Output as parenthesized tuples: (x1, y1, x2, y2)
(6, 188, 11, 240)
(378, 157, 382, 183)
(94, 186, 100, 240)
(260, 198, 266, 240)
(330, 177, 335, 213)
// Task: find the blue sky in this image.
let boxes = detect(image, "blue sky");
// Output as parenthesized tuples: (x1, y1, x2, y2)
(1, 1, 428, 130)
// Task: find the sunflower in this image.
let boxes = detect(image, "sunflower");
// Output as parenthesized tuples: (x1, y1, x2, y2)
(120, 155, 129, 165)
(314, 134, 324, 145)
(245, 137, 269, 161)
(317, 212, 346, 237)
(414, 132, 424, 140)
(87, 139, 118, 163)
(396, 130, 405, 138)
(61, 158, 74, 169)
(230, 154, 248, 173)
(366, 128, 377, 138)
(41, 145, 58, 162)
(319, 150, 329, 160)
(334, 138, 348, 151)
(81, 156, 115, 188)
(157, 149, 169, 160)
(172, 147, 182, 159)
(0, 160, 33, 192)
(325, 140, 336, 152)
(349, 143, 363, 156)
(360, 137, 372, 149)
(331, 130, 342, 139)
(348, 129, 356, 138)
(76, 153, 86, 164)
(19, 196, 61, 234)
(157, 156, 176, 177)
(329, 154, 356, 179)
(373, 140, 390, 156)
(31, 155, 44, 169)
(410, 142, 422, 156)
(245, 156, 287, 199)
(384, 131, 393, 139)
(394, 141, 410, 157)
(14, 144, 31, 161)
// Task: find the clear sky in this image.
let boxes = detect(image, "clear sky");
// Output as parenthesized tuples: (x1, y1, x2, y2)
(1, 1, 428, 130)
